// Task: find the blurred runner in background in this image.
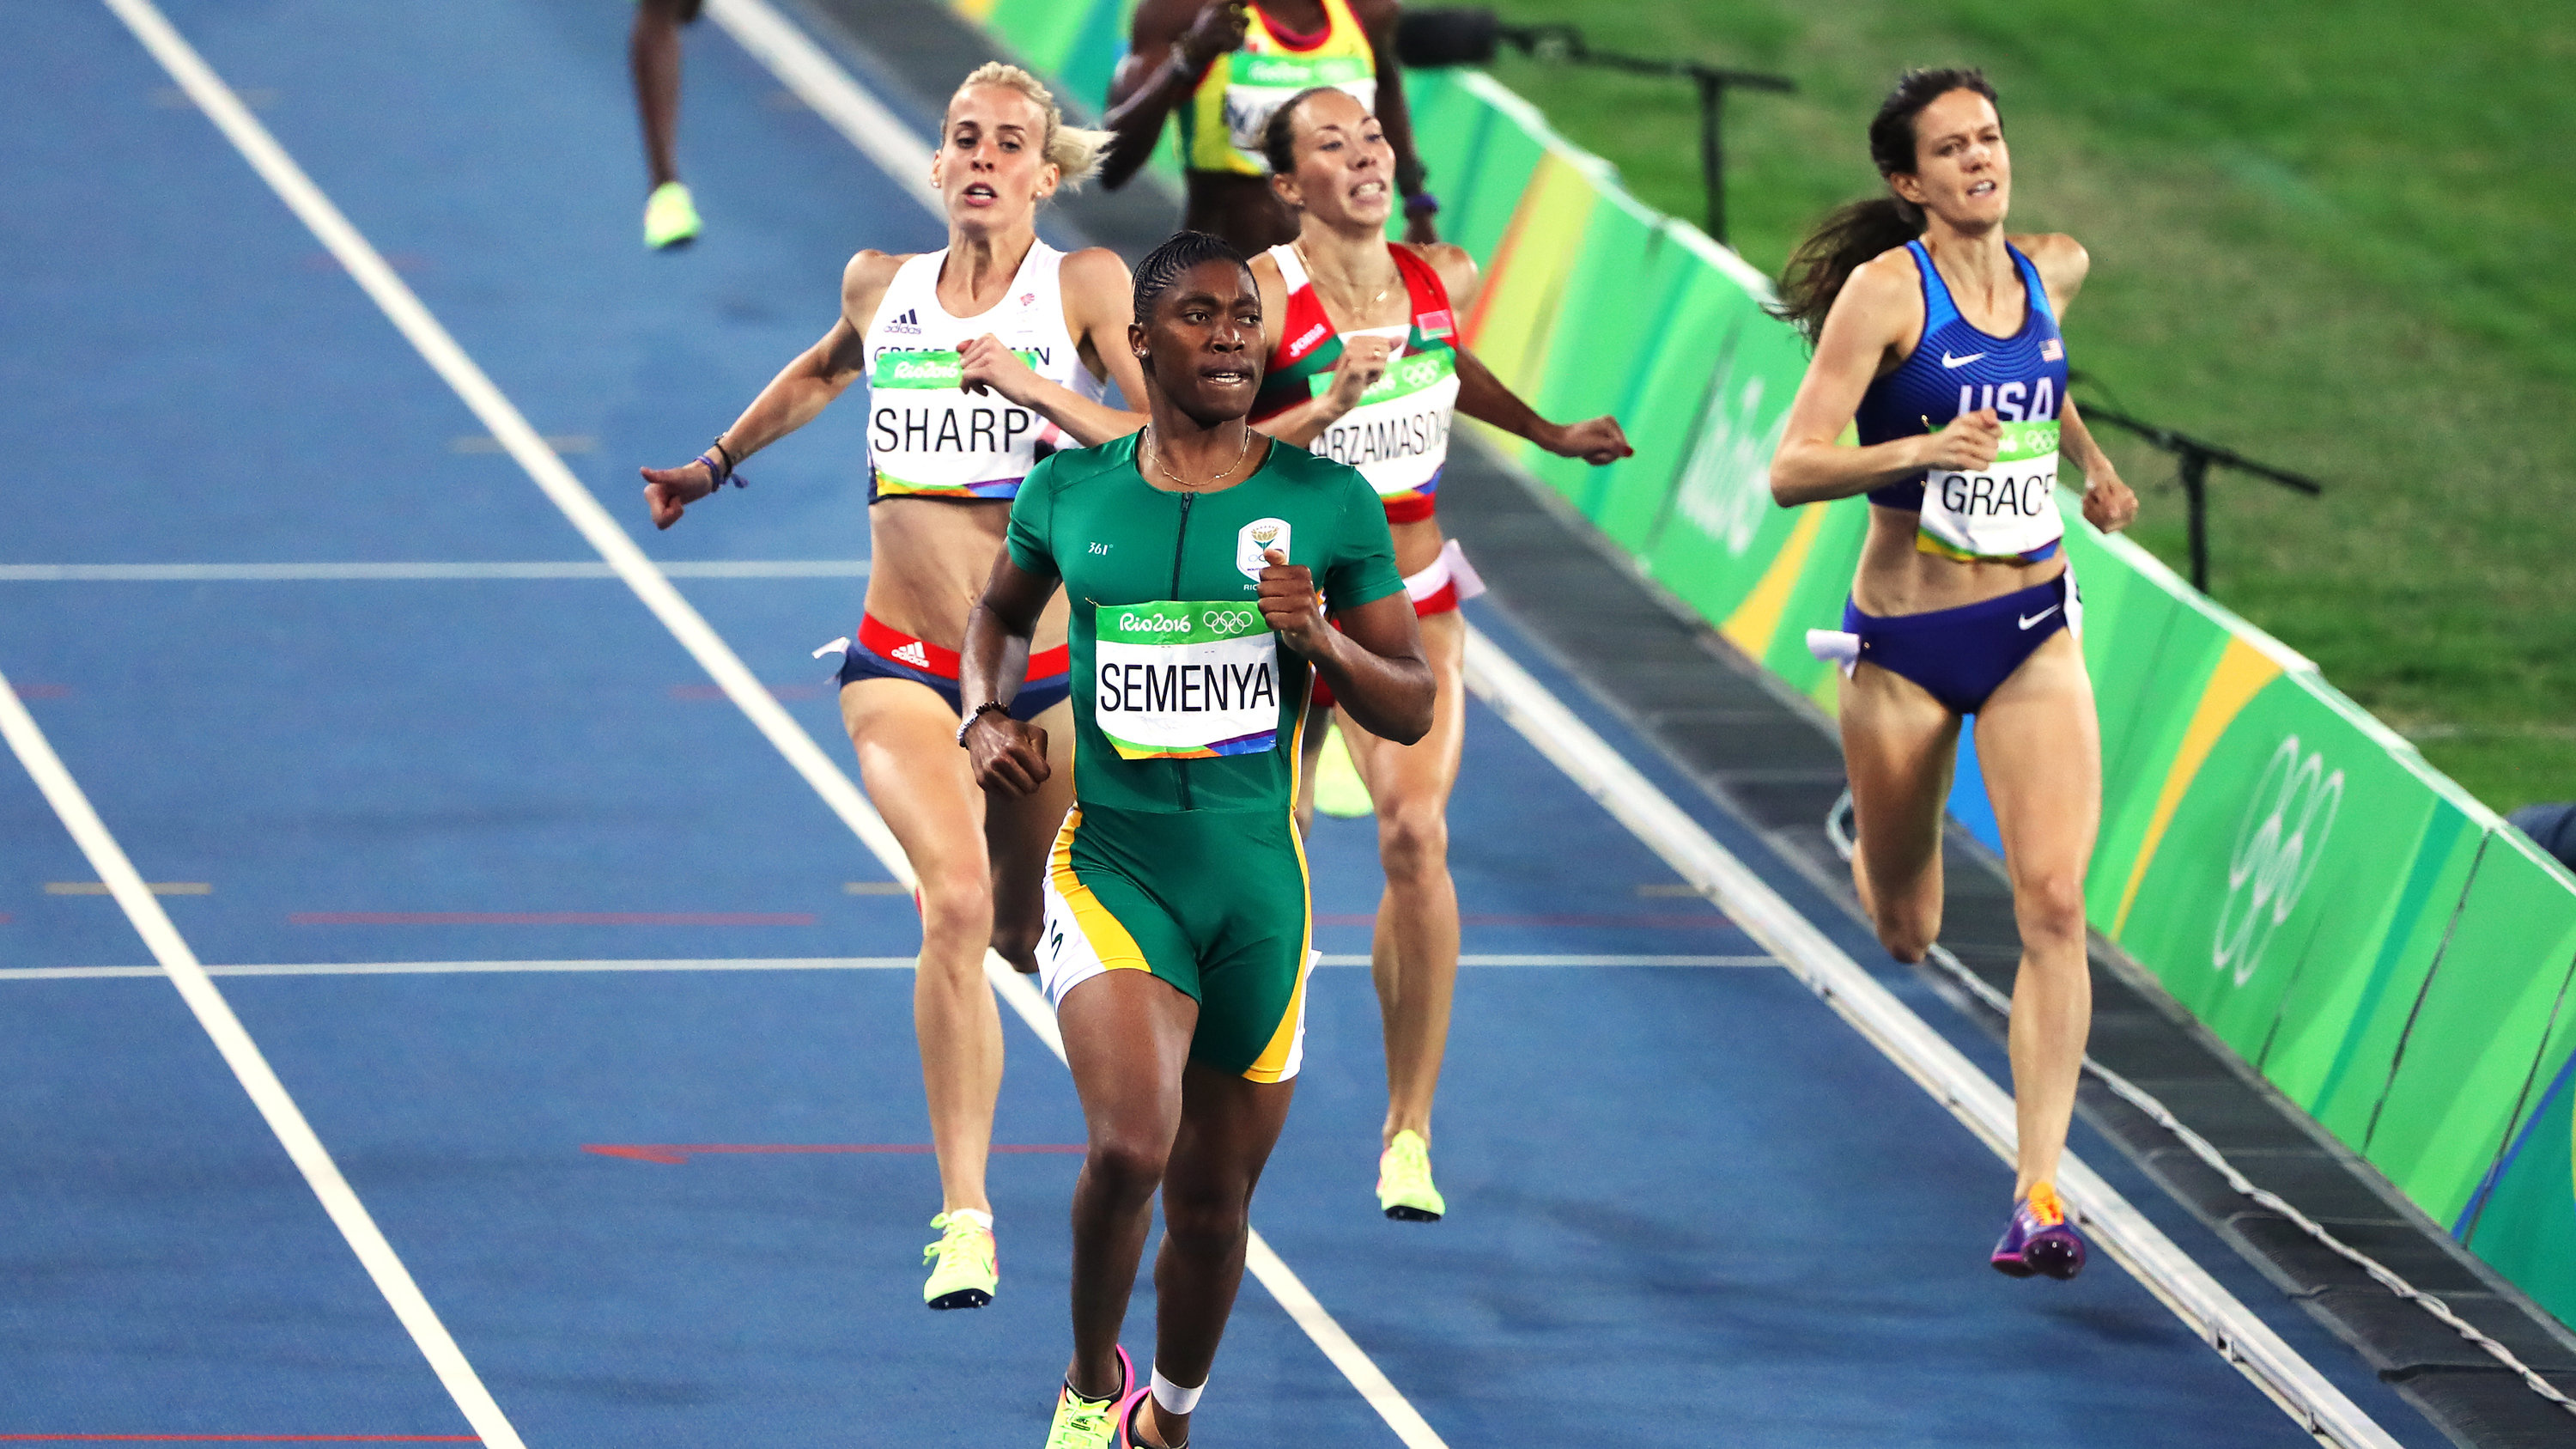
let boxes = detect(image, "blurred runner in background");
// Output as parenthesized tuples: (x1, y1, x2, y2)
(630, 0, 704, 249)
(1098, 0, 1441, 255)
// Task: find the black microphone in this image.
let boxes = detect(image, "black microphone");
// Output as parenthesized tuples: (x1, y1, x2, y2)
(1394, 6, 1500, 68)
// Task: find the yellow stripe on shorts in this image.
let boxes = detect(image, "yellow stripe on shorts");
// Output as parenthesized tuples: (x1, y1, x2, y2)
(1049, 807, 1151, 972)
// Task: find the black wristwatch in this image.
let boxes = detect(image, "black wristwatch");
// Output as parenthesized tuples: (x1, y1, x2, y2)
(956, 701, 1006, 746)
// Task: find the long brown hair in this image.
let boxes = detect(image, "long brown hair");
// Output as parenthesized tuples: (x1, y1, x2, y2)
(1775, 68, 1999, 343)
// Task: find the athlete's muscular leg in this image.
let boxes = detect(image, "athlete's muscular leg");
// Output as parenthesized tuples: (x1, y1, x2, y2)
(843, 679, 1000, 1216)
(1838, 661, 1960, 962)
(629, 0, 693, 188)
(1135, 1062, 1297, 1449)
(1340, 609, 1466, 1147)
(988, 698, 1076, 974)
(1056, 971, 1200, 1402)
(1971, 630, 2101, 1199)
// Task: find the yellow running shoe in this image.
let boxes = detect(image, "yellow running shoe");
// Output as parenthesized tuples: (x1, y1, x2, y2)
(1313, 722, 1373, 819)
(1376, 1129, 1445, 1221)
(922, 1211, 997, 1310)
(1042, 1346, 1133, 1449)
(644, 180, 701, 250)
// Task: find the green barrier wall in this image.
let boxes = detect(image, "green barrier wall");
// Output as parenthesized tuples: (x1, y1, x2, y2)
(945, 0, 2576, 1330)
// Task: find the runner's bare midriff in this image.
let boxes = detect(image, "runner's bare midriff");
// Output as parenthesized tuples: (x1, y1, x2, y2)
(866, 496, 1071, 650)
(1388, 515, 1445, 577)
(1854, 504, 2068, 618)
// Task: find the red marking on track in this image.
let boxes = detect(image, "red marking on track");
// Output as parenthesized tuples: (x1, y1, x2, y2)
(586, 1143, 1085, 1165)
(670, 682, 823, 702)
(289, 911, 816, 926)
(1314, 912, 1732, 929)
(0, 1422, 479, 1433)
(13, 684, 73, 699)
(0, 1437, 478, 1443)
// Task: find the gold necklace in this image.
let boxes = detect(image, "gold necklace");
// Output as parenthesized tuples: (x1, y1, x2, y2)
(1143, 424, 1254, 491)
(1293, 240, 1395, 321)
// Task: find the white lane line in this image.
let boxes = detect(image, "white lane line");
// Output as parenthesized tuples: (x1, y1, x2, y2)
(0, 560, 868, 581)
(110, 0, 1447, 1441)
(0, 662, 523, 1447)
(0, 953, 1771, 983)
(1461, 624, 2399, 1449)
(702, 0, 940, 207)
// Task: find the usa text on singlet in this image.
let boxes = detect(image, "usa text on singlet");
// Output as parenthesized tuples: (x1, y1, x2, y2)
(1248, 241, 1458, 526)
(864, 240, 1103, 502)
(1852, 239, 2071, 564)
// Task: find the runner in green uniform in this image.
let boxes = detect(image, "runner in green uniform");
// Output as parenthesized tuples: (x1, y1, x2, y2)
(962, 230, 1432, 1449)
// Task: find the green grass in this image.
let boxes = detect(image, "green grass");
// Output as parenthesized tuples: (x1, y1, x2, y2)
(1473, 0, 2576, 812)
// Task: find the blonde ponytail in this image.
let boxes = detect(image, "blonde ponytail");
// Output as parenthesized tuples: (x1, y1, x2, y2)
(952, 61, 1113, 192)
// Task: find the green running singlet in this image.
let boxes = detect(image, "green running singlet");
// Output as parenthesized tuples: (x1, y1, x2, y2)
(1006, 432, 1404, 1081)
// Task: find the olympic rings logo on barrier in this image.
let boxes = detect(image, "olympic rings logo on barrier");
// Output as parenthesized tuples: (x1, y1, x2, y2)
(2214, 734, 2345, 986)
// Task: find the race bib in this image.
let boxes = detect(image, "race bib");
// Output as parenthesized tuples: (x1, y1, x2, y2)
(1094, 601, 1282, 761)
(1917, 418, 2063, 562)
(1223, 58, 1372, 157)
(1308, 349, 1458, 498)
(870, 347, 1043, 389)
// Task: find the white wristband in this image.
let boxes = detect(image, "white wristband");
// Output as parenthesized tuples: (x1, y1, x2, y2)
(1150, 1366, 1205, 1417)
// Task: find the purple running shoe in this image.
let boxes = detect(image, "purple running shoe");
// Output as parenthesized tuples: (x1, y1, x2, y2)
(1991, 1182, 2086, 1280)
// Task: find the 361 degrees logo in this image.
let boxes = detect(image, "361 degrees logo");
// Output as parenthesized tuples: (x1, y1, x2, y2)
(2213, 734, 2344, 986)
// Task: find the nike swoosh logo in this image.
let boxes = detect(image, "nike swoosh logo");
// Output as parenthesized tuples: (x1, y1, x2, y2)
(1941, 350, 1986, 368)
(2019, 606, 2061, 630)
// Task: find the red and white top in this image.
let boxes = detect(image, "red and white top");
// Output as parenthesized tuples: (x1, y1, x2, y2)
(1249, 243, 1460, 525)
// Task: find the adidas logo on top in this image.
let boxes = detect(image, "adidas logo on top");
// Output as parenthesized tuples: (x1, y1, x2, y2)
(890, 640, 931, 668)
(884, 307, 922, 336)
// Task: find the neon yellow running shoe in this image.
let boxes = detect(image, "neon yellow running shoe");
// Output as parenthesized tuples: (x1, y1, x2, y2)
(922, 1211, 997, 1310)
(1313, 722, 1373, 819)
(1042, 1346, 1133, 1449)
(1376, 1129, 1445, 1221)
(644, 180, 701, 250)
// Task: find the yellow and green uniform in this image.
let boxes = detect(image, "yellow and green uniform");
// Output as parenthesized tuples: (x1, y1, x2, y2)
(1178, 0, 1378, 177)
(1007, 432, 1403, 1081)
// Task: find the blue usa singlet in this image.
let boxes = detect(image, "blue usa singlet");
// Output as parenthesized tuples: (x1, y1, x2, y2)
(1856, 240, 2068, 563)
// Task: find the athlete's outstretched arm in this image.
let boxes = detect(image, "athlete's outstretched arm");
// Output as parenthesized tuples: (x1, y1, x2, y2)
(1100, 0, 1248, 192)
(641, 250, 897, 528)
(2059, 399, 2138, 533)
(1419, 243, 1626, 462)
(1261, 548, 1432, 744)
(961, 553, 1063, 796)
(957, 248, 1151, 444)
(1769, 252, 2000, 508)
(1454, 346, 1632, 464)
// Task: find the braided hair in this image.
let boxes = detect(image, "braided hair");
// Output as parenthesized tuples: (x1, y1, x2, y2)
(1131, 230, 1252, 323)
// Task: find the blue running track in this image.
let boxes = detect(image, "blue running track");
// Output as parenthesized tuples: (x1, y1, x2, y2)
(0, 1, 2442, 1444)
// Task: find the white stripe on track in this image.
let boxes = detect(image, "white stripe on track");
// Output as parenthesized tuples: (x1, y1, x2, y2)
(98, 0, 1450, 1442)
(0, 560, 868, 581)
(0, 662, 524, 1447)
(0, 953, 1767, 982)
(1460, 624, 2399, 1449)
(701, 0, 942, 208)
